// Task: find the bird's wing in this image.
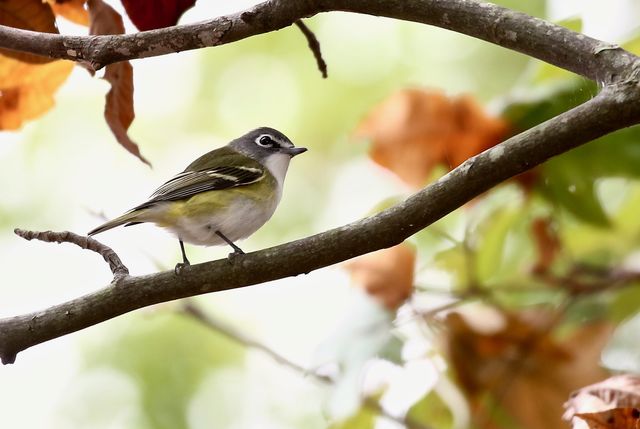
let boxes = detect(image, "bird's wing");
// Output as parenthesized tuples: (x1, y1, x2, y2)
(132, 165, 264, 210)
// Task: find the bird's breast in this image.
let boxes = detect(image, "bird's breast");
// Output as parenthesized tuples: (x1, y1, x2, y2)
(167, 189, 281, 247)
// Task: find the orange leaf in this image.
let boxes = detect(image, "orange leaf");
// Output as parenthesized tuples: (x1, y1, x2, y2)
(576, 408, 640, 429)
(0, 0, 74, 129)
(531, 217, 561, 274)
(47, 0, 88, 26)
(88, 0, 149, 165)
(345, 243, 416, 310)
(355, 88, 509, 188)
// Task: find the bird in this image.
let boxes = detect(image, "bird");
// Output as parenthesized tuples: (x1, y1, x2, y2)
(88, 127, 307, 270)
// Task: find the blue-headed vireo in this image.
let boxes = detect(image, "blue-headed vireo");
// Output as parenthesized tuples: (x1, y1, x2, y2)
(88, 127, 307, 268)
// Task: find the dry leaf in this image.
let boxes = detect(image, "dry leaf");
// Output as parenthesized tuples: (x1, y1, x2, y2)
(0, 0, 74, 129)
(355, 88, 509, 188)
(531, 217, 561, 274)
(47, 0, 89, 26)
(565, 375, 640, 429)
(0, 0, 57, 64)
(345, 243, 416, 310)
(444, 309, 612, 429)
(88, 0, 123, 35)
(576, 408, 640, 429)
(121, 0, 197, 31)
(88, 0, 149, 165)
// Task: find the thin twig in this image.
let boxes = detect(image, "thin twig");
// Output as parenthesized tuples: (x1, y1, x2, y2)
(180, 302, 432, 429)
(13, 228, 129, 279)
(420, 298, 471, 321)
(180, 302, 319, 378)
(295, 19, 328, 78)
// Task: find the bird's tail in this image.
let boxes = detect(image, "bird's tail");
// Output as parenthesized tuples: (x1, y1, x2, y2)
(88, 210, 145, 236)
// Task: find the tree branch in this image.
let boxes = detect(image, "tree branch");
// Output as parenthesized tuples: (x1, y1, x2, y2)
(3, 0, 640, 365)
(295, 19, 328, 78)
(0, 0, 637, 82)
(13, 228, 129, 279)
(3, 80, 640, 364)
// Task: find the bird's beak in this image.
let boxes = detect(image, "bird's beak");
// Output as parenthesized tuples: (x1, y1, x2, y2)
(283, 147, 308, 157)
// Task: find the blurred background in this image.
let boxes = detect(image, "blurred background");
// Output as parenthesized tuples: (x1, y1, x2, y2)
(2, 1, 640, 428)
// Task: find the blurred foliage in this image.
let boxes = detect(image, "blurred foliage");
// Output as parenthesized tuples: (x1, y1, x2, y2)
(408, 391, 455, 429)
(328, 406, 376, 429)
(329, 12, 640, 429)
(8, 0, 640, 428)
(82, 312, 244, 429)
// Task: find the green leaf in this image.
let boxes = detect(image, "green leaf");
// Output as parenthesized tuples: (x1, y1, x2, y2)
(609, 284, 640, 322)
(433, 245, 468, 288)
(502, 78, 595, 134)
(541, 125, 640, 225)
(328, 406, 376, 429)
(407, 390, 454, 429)
(83, 312, 244, 429)
(537, 166, 610, 226)
(475, 207, 523, 283)
(557, 181, 640, 263)
(502, 74, 640, 225)
(613, 181, 640, 231)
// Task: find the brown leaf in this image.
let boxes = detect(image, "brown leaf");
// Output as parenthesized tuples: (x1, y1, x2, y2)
(0, 0, 74, 129)
(47, 0, 89, 26)
(531, 217, 561, 274)
(576, 408, 640, 429)
(444, 309, 612, 429)
(345, 243, 416, 310)
(88, 0, 149, 165)
(88, 0, 124, 35)
(355, 88, 509, 188)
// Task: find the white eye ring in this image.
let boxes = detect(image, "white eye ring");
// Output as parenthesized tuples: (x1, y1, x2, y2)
(256, 134, 276, 147)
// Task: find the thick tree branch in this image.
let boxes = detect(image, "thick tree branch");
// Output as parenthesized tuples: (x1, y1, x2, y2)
(0, 0, 637, 83)
(3, 80, 640, 364)
(3, 0, 640, 365)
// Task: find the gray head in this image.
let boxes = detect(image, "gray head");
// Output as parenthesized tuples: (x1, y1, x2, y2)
(229, 127, 307, 162)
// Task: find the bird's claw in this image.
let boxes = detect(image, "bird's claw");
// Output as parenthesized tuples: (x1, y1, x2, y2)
(226, 249, 245, 264)
(174, 261, 190, 275)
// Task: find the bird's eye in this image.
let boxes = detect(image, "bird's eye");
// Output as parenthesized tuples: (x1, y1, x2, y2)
(256, 135, 276, 147)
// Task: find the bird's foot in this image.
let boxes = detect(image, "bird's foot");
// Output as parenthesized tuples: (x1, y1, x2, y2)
(215, 230, 246, 258)
(226, 249, 245, 264)
(174, 261, 191, 275)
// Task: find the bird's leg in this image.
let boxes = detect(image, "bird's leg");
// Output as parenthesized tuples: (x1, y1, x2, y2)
(215, 230, 245, 261)
(174, 239, 191, 274)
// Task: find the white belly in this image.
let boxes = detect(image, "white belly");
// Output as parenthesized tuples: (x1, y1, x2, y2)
(164, 196, 279, 247)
